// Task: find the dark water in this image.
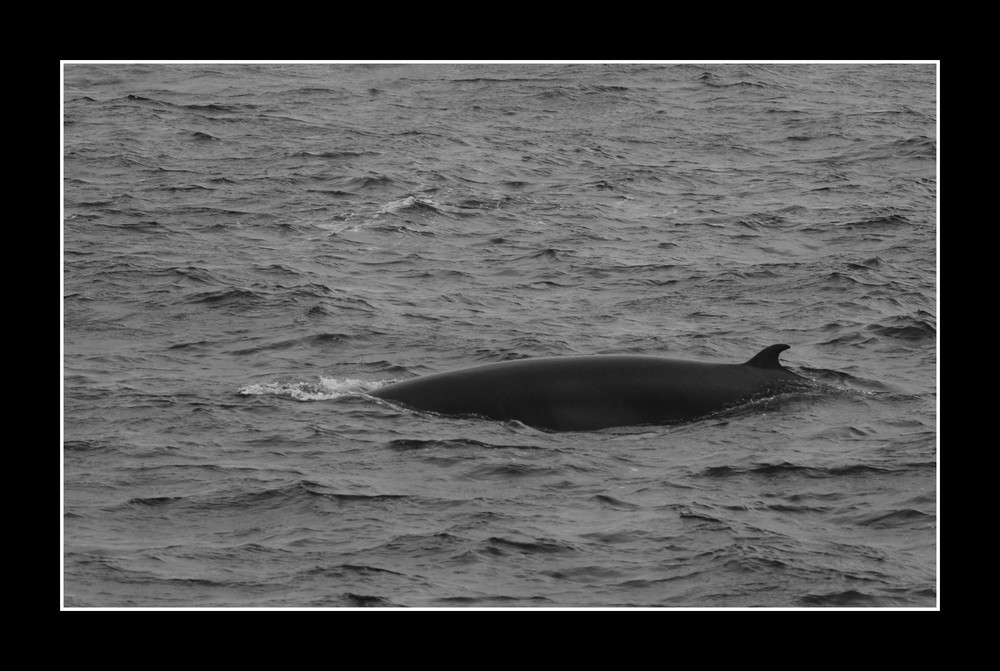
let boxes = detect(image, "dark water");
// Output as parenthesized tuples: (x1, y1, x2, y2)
(62, 62, 938, 609)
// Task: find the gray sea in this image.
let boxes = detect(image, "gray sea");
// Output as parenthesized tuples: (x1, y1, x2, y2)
(62, 62, 938, 609)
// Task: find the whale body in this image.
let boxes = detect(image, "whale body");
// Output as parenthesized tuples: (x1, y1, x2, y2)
(371, 344, 804, 431)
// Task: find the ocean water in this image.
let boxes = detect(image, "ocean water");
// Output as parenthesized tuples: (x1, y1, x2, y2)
(62, 62, 938, 609)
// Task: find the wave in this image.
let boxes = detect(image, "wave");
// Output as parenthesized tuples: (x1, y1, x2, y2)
(64, 439, 121, 453)
(119, 481, 407, 513)
(341, 593, 396, 607)
(190, 131, 221, 142)
(866, 313, 936, 341)
(386, 438, 545, 451)
(839, 213, 915, 230)
(482, 535, 578, 556)
(462, 462, 562, 480)
(292, 149, 375, 160)
(227, 332, 358, 356)
(699, 461, 907, 479)
(798, 587, 935, 608)
(855, 508, 934, 528)
(183, 287, 265, 306)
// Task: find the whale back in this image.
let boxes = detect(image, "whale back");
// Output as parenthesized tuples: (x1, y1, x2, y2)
(373, 344, 801, 430)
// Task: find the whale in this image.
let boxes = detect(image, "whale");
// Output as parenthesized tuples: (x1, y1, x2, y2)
(371, 344, 805, 431)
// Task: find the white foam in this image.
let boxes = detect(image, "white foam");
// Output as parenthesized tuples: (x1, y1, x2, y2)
(377, 196, 436, 214)
(238, 377, 386, 402)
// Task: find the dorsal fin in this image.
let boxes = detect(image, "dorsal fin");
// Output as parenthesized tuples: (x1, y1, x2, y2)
(744, 344, 790, 369)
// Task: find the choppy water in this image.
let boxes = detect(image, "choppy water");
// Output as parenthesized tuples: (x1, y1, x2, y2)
(62, 62, 938, 609)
